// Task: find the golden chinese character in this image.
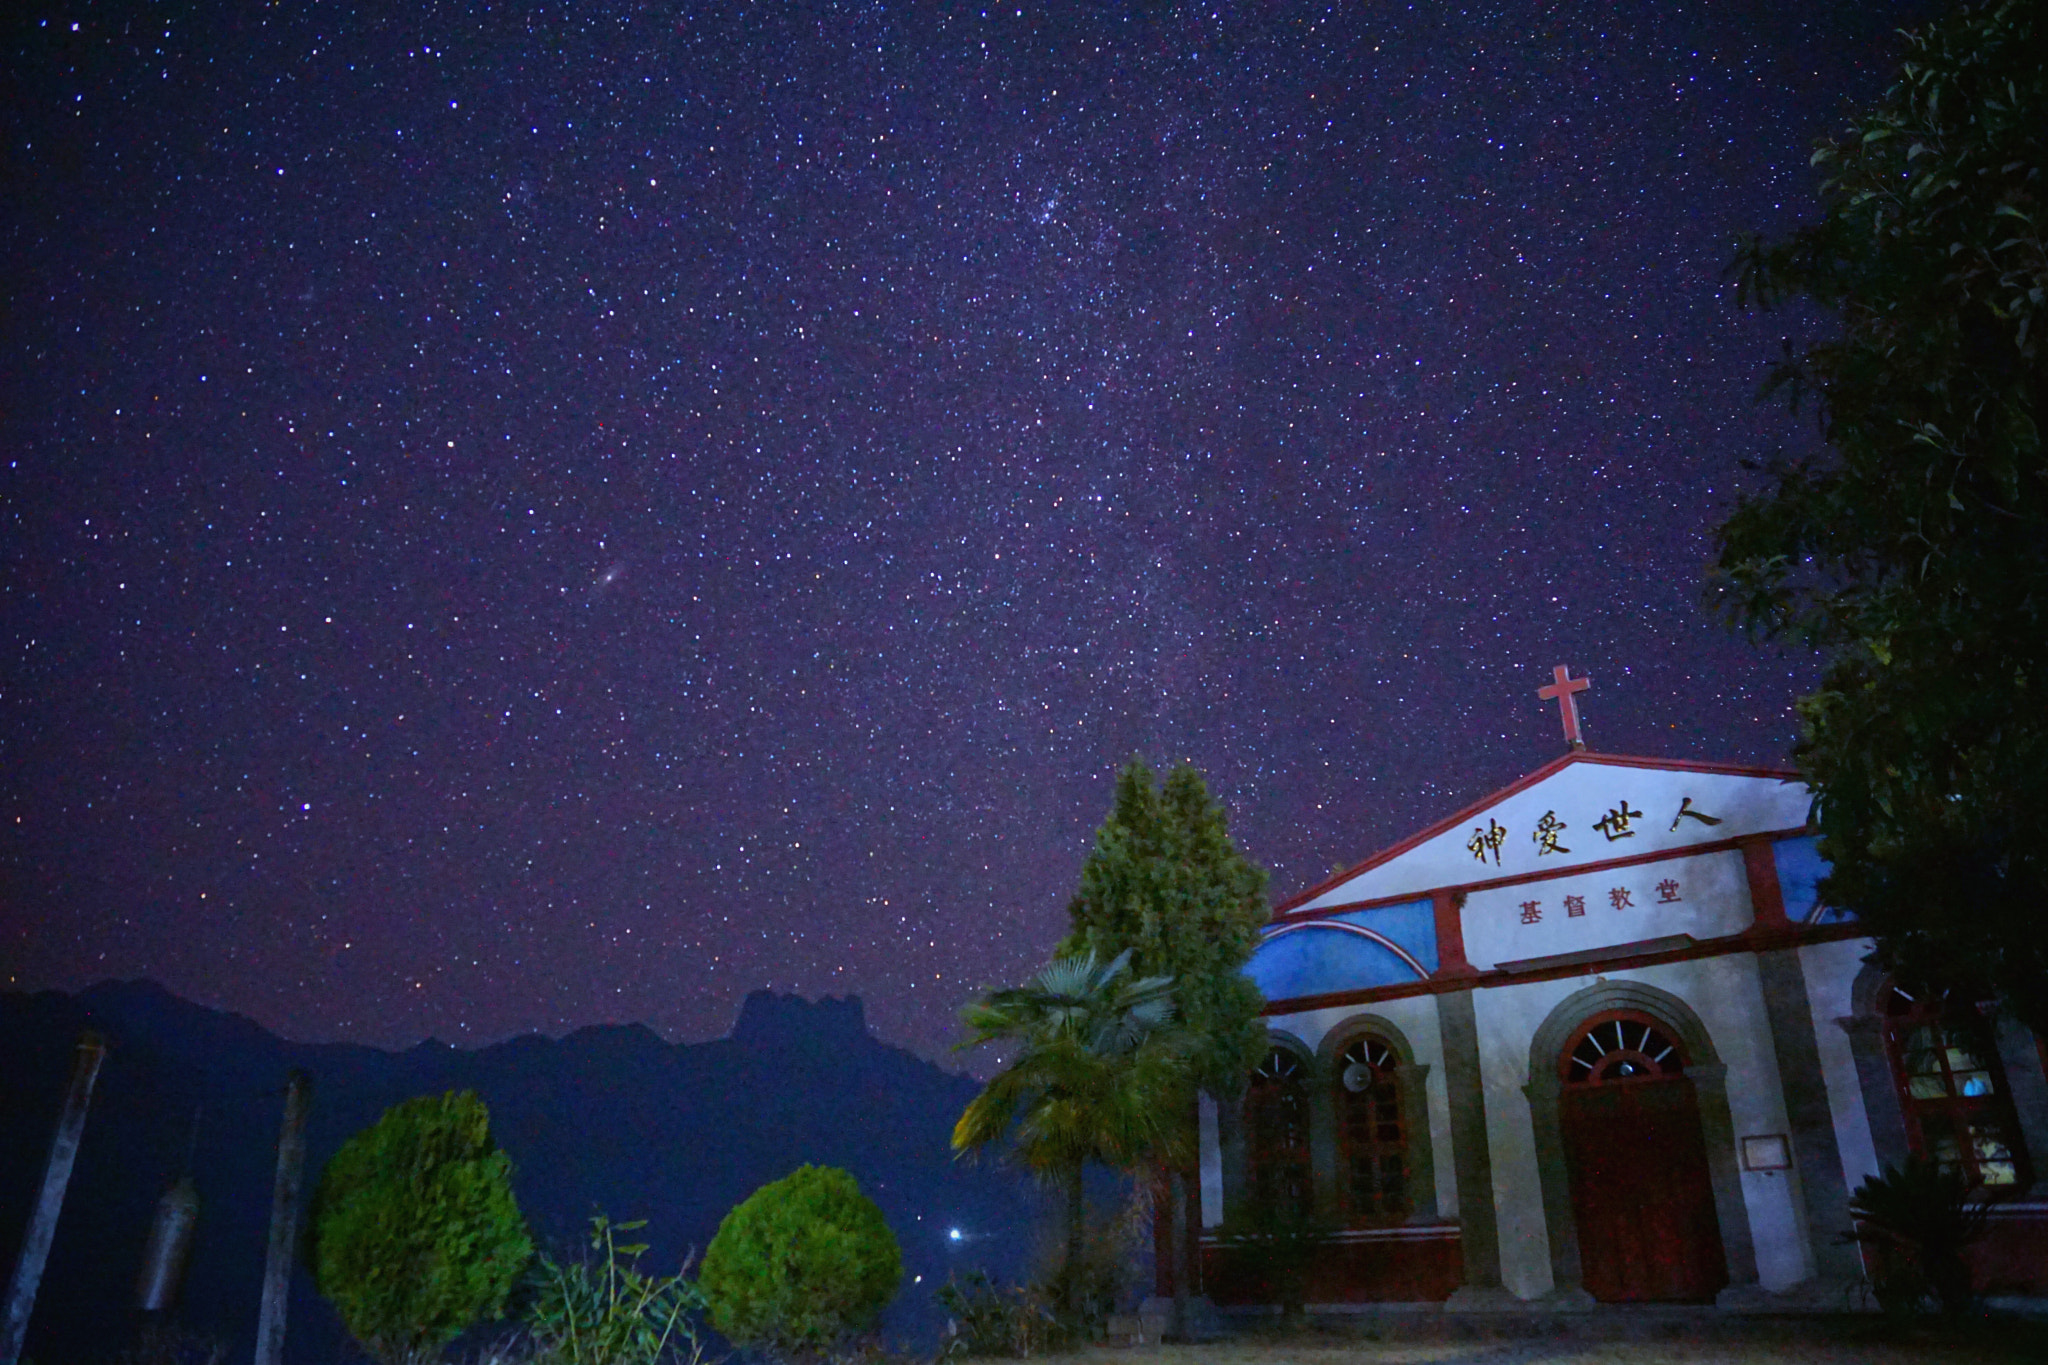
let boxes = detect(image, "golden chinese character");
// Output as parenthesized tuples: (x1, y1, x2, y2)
(1467, 819, 1507, 866)
(1593, 800, 1643, 842)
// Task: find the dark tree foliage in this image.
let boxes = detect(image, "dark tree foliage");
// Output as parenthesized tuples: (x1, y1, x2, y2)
(1715, 0, 2046, 1032)
(1058, 759, 1268, 1332)
(1059, 760, 1271, 1099)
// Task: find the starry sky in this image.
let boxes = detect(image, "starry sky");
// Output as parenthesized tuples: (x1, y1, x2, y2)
(4, 1, 1927, 1060)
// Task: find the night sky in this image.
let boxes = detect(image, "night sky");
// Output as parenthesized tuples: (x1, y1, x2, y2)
(5, 2, 1922, 1060)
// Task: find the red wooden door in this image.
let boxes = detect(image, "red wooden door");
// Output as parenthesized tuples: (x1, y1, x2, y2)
(1558, 1015, 1728, 1303)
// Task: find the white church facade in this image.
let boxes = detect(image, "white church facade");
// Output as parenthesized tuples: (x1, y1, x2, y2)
(1186, 727, 2048, 1307)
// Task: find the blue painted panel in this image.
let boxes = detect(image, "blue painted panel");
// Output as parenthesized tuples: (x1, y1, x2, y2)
(1245, 925, 1421, 1002)
(1773, 836, 1854, 923)
(1333, 897, 1438, 974)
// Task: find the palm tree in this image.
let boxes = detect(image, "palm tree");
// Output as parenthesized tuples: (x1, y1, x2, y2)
(953, 950, 1189, 1307)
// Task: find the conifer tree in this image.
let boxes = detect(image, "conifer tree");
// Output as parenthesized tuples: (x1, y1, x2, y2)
(1059, 759, 1269, 1332)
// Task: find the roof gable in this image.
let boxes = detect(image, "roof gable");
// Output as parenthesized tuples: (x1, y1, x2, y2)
(1280, 752, 1809, 915)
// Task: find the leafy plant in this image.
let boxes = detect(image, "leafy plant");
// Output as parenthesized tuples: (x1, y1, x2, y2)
(1713, 0, 2048, 1030)
(698, 1165, 902, 1359)
(527, 1215, 711, 1365)
(952, 950, 1185, 1310)
(1843, 1158, 1992, 1318)
(309, 1090, 534, 1365)
(933, 1272, 1069, 1359)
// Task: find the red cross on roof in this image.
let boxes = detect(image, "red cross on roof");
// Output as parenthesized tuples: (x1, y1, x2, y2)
(1538, 664, 1591, 748)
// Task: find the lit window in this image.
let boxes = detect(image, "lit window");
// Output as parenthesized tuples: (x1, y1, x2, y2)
(1883, 986, 2026, 1188)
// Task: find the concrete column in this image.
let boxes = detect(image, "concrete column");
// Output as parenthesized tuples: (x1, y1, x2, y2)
(1756, 949, 1863, 1283)
(1837, 1015, 1912, 1170)
(1990, 1014, 2048, 1189)
(1437, 989, 1506, 1303)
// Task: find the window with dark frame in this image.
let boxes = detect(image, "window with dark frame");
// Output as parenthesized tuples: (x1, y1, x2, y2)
(1246, 1046, 1313, 1218)
(1882, 985, 2027, 1188)
(1336, 1035, 1409, 1224)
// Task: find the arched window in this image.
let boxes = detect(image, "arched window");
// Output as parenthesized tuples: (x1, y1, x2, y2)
(1246, 1046, 1312, 1217)
(1561, 1011, 1688, 1086)
(1335, 1035, 1408, 1224)
(1882, 985, 2026, 1188)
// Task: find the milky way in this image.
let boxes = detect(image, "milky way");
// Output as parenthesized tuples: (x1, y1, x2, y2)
(3, 2, 1926, 1058)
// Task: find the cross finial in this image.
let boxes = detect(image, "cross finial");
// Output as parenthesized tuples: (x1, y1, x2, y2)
(1537, 664, 1591, 748)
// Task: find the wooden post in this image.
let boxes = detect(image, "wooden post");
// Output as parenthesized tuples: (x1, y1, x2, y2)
(1, 1031, 107, 1365)
(252, 1070, 310, 1365)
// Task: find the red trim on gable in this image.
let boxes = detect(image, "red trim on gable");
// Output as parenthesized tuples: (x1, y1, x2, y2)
(1256, 920, 1867, 1015)
(1276, 826, 1814, 927)
(1274, 750, 1805, 919)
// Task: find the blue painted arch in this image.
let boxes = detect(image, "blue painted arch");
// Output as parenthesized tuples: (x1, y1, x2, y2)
(1245, 920, 1430, 1003)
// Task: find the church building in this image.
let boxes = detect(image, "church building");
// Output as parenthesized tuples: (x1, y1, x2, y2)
(1190, 668, 2048, 1309)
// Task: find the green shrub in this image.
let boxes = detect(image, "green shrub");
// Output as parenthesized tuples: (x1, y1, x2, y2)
(310, 1090, 534, 1365)
(1844, 1158, 1990, 1318)
(527, 1215, 710, 1365)
(934, 1271, 1069, 1359)
(699, 1166, 902, 1358)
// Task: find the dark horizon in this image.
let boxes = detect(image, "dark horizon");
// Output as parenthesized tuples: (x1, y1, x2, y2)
(4, 1, 1926, 1059)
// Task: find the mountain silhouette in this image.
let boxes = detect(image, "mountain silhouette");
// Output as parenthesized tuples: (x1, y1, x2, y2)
(1, 982, 1054, 1365)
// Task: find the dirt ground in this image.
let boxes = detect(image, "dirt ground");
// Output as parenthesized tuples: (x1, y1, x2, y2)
(1063, 1322, 2048, 1365)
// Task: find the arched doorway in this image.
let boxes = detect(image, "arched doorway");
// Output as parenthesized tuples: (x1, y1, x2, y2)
(1557, 1011, 1728, 1302)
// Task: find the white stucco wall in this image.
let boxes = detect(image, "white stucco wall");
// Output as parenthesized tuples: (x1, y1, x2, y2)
(1295, 761, 1811, 911)
(1263, 993, 1455, 1221)
(1800, 935, 1882, 1191)
(1460, 846, 1755, 972)
(1471, 956, 1816, 1298)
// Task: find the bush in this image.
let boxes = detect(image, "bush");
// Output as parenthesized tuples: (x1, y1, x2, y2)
(1844, 1158, 1991, 1318)
(526, 1215, 710, 1365)
(934, 1272, 1069, 1359)
(310, 1090, 534, 1365)
(699, 1166, 902, 1358)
